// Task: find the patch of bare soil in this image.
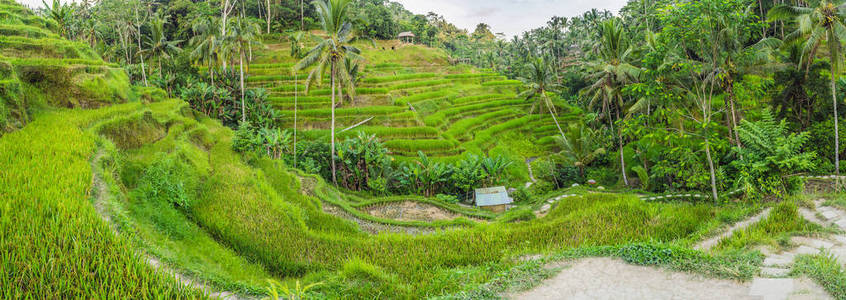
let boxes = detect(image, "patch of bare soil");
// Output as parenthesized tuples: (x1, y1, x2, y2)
(321, 203, 436, 235)
(365, 201, 464, 222)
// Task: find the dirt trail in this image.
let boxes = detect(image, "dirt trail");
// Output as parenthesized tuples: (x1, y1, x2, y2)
(89, 149, 252, 300)
(517, 200, 842, 300)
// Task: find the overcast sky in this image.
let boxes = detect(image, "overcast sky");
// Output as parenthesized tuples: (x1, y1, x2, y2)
(393, 0, 628, 37)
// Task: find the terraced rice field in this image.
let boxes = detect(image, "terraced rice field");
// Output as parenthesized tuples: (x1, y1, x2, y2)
(0, 0, 137, 132)
(245, 40, 577, 160)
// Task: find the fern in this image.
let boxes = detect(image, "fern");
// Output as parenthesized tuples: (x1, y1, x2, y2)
(732, 110, 816, 198)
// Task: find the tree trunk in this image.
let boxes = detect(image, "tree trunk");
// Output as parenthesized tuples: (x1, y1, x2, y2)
(833, 68, 841, 191)
(240, 50, 246, 123)
(615, 105, 629, 186)
(331, 62, 338, 185)
(134, 7, 148, 87)
(300, 0, 304, 31)
(727, 82, 743, 160)
(704, 137, 719, 201)
(543, 94, 568, 145)
(266, 0, 271, 34)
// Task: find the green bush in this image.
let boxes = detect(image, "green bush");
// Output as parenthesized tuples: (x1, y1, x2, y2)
(732, 111, 815, 200)
(136, 156, 192, 209)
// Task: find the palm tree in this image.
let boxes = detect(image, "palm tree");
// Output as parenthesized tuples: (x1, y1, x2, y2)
(190, 17, 221, 87)
(294, 0, 362, 185)
(581, 18, 639, 186)
(226, 17, 260, 123)
(41, 0, 73, 38)
(518, 57, 568, 146)
(341, 56, 361, 105)
(555, 123, 606, 178)
(141, 16, 182, 78)
(770, 0, 846, 186)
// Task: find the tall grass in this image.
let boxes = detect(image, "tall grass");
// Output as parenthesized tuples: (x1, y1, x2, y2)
(0, 103, 203, 298)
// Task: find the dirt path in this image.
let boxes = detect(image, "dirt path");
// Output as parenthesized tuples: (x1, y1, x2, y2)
(513, 258, 756, 299)
(518, 200, 842, 300)
(89, 149, 251, 300)
(525, 157, 538, 188)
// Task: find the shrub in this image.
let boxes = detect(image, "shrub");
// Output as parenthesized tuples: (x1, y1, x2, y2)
(436, 193, 459, 204)
(732, 110, 816, 200)
(135, 156, 192, 209)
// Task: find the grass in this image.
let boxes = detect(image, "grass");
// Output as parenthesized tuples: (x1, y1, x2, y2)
(0, 103, 203, 298)
(713, 201, 825, 252)
(793, 253, 846, 299)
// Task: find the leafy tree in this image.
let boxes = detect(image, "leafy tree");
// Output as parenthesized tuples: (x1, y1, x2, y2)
(770, 0, 846, 186)
(141, 15, 183, 77)
(518, 57, 568, 146)
(295, 0, 362, 185)
(480, 155, 513, 187)
(225, 17, 260, 123)
(189, 17, 221, 87)
(582, 17, 639, 186)
(555, 123, 606, 178)
(41, 0, 74, 38)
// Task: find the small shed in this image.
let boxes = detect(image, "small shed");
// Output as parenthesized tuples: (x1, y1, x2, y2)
(474, 186, 513, 212)
(398, 31, 415, 43)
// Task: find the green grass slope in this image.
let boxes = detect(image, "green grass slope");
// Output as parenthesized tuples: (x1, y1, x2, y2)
(0, 0, 133, 135)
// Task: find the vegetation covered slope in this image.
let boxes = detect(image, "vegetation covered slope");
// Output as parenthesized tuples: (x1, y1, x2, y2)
(248, 40, 574, 162)
(79, 100, 759, 298)
(0, 0, 133, 134)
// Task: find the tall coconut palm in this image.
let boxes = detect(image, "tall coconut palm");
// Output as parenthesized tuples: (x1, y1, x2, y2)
(190, 17, 221, 87)
(581, 17, 640, 186)
(226, 17, 260, 123)
(294, 0, 362, 185)
(770, 0, 846, 186)
(518, 57, 568, 146)
(141, 16, 182, 78)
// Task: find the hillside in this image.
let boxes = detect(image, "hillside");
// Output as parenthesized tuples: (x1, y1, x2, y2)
(11, 0, 846, 298)
(0, 0, 145, 134)
(247, 40, 576, 170)
(0, 3, 760, 296)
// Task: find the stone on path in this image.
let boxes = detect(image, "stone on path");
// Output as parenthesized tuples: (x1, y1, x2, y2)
(822, 210, 839, 221)
(794, 245, 822, 256)
(835, 219, 846, 229)
(763, 254, 795, 267)
(749, 278, 794, 300)
(792, 237, 834, 250)
(760, 267, 790, 277)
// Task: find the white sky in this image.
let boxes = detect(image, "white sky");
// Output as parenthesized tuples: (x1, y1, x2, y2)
(393, 0, 628, 37)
